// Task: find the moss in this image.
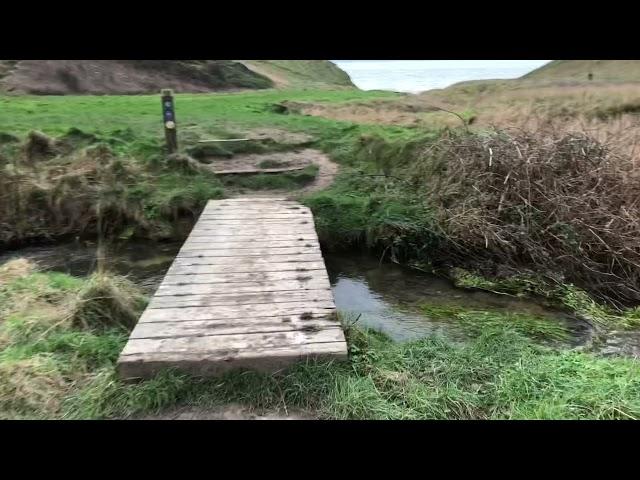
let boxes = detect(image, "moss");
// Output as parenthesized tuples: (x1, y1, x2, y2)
(421, 304, 572, 342)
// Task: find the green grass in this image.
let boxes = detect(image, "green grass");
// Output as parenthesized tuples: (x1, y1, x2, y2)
(243, 60, 356, 88)
(449, 268, 640, 331)
(302, 135, 441, 253)
(0, 89, 403, 246)
(2, 262, 639, 420)
(421, 304, 572, 343)
(0, 90, 399, 142)
(522, 60, 640, 83)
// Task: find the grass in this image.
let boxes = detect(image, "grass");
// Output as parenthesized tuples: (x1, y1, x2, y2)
(1, 261, 639, 420)
(0, 90, 398, 141)
(302, 128, 441, 253)
(0, 89, 400, 246)
(282, 72, 640, 164)
(450, 268, 640, 331)
(242, 61, 355, 88)
(2, 84, 640, 419)
(420, 304, 572, 343)
(523, 60, 640, 83)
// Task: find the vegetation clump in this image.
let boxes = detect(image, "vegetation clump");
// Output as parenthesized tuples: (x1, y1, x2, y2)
(418, 129, 640, 306)
(71, 272, 148, 330)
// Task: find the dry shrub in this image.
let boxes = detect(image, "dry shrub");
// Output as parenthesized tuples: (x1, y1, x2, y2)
(0, 356, 68, 417)
(71, 272, 147, 330)
(166, 153, 206, 174)
(0, 142, 148, 245)
(0, 258, 35, 287)
(417, 128, 640, 306)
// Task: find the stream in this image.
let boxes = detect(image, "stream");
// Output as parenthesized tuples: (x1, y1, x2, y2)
(1, 240, 638, 357)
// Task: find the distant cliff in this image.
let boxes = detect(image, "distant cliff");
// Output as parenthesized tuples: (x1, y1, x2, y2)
(0, 60, 355, 95)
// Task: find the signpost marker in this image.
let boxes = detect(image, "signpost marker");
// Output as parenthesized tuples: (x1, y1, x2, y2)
(161, 89, 178, 153)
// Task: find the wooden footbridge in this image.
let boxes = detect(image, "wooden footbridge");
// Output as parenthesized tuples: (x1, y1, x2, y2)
(117, 197, 347, 380)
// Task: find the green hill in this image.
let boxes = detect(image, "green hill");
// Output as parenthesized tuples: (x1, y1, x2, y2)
(240, 60, 355, 89)
(522, 60, 640, 83)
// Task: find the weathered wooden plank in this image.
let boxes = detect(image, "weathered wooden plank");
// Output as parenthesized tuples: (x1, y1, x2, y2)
(199, 215, 313, 222)
(191, 222, 314, 228)
(202, 205, 309, 211)
(148, 293, 335, 309)
(197, 138, 251, 143)
(202, 204, 306, 212)
(195, 219, 314, 226)
(117, 342, 347, 379)
(180, 239, 318, 250)
(144, 305, 335, 321)
(130, 319, 341, 339)
(117, 197, 345, 380)
(145, 308, 339, 328)
(188, 227, 317, 236)
(177, 246, 320, 258)
(166, 261, 327, 275)
(186, 234, 318, 242)
(200, 211, 309, 217)
(202, 206, 306, 211)
(121, 328, 345, 356)
(172, 254, 324, 266)
(213, 166, 308, 175)
(198, 216, 311, 222)
(162, 270, 328, 285)
(209, 197, 290, 202)
(155, 279, 330, 297)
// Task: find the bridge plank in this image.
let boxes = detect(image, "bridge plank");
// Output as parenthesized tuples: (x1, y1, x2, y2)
(117, 198, 346, 380)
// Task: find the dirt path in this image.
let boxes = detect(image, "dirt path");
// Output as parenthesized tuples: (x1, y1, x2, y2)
(218, 148, 339, 199)
(297, 149, 339, 195)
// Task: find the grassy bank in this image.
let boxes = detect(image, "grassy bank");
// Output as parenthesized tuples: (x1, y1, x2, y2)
(305, 125, 640, 309)
(0, 90, 398, 246)
(4, 88, 640, 310)
(1, 260, 639, 420)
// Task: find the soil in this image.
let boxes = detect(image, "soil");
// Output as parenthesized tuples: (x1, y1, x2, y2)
(207, 149, 315, 174)
(212, 148, 339, 198)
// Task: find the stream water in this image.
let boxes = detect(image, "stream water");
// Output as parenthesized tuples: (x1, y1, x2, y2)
(2, 240, 639, 356)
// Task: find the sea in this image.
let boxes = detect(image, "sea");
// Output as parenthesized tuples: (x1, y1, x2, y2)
(332, 60, 550, 93)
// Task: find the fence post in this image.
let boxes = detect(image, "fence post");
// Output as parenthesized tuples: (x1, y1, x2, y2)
(161, 89, 178, 153)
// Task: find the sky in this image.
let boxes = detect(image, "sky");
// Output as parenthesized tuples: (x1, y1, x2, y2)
(332, 60, 550, 92)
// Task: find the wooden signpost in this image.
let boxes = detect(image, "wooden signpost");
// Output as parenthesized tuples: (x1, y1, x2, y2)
(161, 89, 178, 153)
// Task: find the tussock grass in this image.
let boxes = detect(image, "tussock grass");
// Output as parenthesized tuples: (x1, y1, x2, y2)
(71, 273, 148, 330)
(0, 260, 142, 419)
(420, 304, 572, 342)
(2, 259, 639, 420)
(0, 129, 225, 245)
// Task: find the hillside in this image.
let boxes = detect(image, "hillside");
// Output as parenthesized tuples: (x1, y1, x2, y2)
(522, 60, 640, 83)
(239, 60, 355, 89)
(0, 60, 354, 95)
